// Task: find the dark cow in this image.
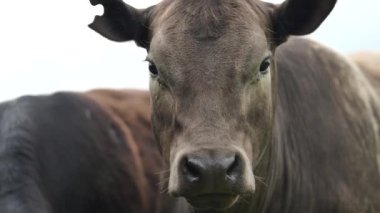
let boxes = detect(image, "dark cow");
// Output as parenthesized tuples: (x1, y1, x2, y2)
(89, 0, 380, 212)
(0, 89, 162, 213)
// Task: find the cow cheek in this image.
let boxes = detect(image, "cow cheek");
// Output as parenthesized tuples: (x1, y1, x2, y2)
(151, 90, 176, 158)
(243, 81, 273, 165)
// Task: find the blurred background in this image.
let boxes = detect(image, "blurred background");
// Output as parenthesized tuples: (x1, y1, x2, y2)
(0, 0, 379, 101)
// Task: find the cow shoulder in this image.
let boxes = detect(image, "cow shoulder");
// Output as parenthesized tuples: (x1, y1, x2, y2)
(271, 37, 380, 212)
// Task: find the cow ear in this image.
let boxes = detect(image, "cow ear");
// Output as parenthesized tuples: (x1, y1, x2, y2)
(89, 0, 155, 49)
(272, 0, 337, 45)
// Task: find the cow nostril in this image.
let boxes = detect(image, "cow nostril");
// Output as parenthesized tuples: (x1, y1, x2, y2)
(180, 152, 244, 187)
(183, 157, 202, 183)
(226, 154, 241, 180)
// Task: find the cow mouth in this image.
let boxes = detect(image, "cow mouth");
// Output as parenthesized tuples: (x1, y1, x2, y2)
(185, 193, 239, 210)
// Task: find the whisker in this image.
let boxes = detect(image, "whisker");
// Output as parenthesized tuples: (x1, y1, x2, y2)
(159, 186, 169, 194)
(154, 169, 170, 176)
(239, 196, 250, 205)
(254, 175, 268, 187)
(157, 176, 170, 188)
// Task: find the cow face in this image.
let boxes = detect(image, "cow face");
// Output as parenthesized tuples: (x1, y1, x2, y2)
(89, 0, 336, 210)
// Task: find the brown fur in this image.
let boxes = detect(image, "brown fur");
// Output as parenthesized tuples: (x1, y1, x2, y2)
(151, 0, 272, 41)
(88, 0, 380, 212)
(255, 38, 380, 213)
(84, 89, 163, 212)
(351, 52, 380, 95)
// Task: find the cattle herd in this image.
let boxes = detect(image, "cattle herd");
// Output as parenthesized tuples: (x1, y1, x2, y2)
(1, 0, 379, 212)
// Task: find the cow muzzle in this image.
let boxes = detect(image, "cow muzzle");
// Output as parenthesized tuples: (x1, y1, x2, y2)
(169, 149, 255, 210)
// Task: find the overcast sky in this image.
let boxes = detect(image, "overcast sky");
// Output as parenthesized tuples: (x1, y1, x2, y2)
(0, 0, 379, 101)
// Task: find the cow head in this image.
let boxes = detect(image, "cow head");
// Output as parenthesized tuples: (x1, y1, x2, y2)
(89, 0, 336, 210)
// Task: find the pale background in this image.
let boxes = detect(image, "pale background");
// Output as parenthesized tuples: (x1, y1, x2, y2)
(0, 0, 379, 101)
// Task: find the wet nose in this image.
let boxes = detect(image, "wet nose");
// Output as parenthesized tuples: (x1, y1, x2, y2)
(180, 151, 242, 192)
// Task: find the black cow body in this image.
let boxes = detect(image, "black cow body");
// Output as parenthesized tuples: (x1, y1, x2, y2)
(0, 91, 161, 213)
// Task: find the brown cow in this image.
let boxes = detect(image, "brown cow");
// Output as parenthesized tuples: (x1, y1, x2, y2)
(89, 0, 380, 212)
(0, 89, 163, 213)
(351, 52, 380, 95)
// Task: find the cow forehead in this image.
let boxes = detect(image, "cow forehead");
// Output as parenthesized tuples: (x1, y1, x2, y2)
(149, 0, 271, 63)
(151, 0, 270, 33)
(149, 26, 269, 77)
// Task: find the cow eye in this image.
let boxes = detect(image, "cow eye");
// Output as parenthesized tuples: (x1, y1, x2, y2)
(259, 58, 271, 74)
(148, 62, 159, 78)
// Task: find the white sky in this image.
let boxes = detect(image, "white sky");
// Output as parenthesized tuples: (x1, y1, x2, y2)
(0, 0, 379, 101)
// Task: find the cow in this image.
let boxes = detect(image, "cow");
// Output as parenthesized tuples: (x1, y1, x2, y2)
(88, 0, 380, 212)
(0, 89, 163, 213)
(351, 52, 380, 95)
